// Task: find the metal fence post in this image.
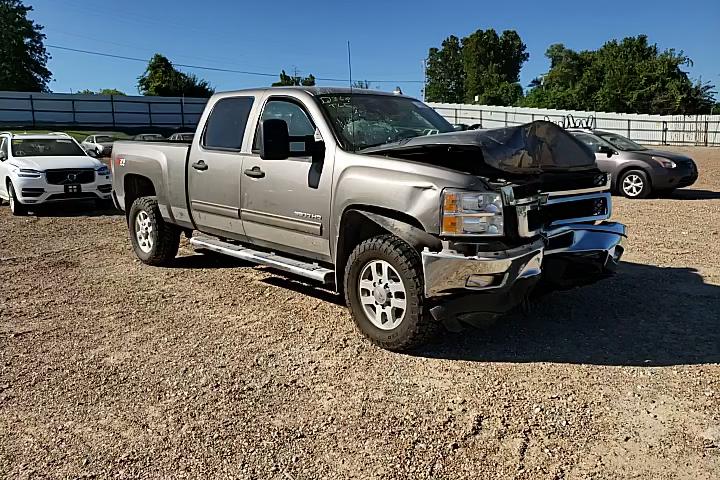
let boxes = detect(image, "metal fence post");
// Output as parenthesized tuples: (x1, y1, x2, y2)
(29, 94, 36, 128)
(180, 98, 185, 128)
(505, 111, 508, 127)
(662, 121, 667, 145)
(627, 119, 631, 139)
(148, 102, 153, 127)
(71, 96, 76, 124)
(705, 120, 709, 147)
(111, 95, 116, 128)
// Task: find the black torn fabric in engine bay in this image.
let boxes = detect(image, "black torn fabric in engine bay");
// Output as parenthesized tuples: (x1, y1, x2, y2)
(361, 120, 599, 178)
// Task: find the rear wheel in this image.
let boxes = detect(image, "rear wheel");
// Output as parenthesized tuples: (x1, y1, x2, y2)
(128, 196, 180, 266)
(7, 181, 28, 216)
(344, 234, 437, 351)
(618, 170, 651, 199)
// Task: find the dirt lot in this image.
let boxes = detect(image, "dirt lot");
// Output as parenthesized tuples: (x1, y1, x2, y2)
(1, 147, 719, 479)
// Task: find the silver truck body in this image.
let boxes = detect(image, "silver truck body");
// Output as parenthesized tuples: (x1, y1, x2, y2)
(111, 87, 626, 344)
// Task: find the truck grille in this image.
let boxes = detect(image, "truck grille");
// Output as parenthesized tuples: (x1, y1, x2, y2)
(45, 169, 95, 185)
(517, 192, 611, 237)
(527, 195, 609, 232)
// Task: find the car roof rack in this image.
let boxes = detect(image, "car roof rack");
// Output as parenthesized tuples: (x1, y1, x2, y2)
(47, 132, 72, 137)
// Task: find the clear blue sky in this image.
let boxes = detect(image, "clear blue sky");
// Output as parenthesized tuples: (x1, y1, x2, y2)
(29, 0, 720, 99)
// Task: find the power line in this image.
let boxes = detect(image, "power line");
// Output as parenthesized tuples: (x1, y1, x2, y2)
(47, 44, 424, 84)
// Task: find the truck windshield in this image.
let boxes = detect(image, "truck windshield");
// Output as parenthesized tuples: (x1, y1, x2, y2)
(316, 94, 454, 151)
(11, 138, 86, 157)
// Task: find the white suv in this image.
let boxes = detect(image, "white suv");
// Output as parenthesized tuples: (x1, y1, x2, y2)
(0, 132, 113, 216)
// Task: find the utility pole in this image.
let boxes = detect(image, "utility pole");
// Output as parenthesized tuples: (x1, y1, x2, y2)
(421, 58, 427, 101)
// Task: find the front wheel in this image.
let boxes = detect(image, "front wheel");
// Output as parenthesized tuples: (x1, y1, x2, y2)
(128, 196, 180, 266)
(618, 170, 651, 198)
(7, 181, 28, 216)
(344, 234, 437, 351)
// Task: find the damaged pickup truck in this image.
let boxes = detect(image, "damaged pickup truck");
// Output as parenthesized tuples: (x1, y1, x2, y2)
(111, 87, 626, 351)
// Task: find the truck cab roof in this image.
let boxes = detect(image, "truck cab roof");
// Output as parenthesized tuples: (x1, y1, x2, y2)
(209, 86, 411, 99)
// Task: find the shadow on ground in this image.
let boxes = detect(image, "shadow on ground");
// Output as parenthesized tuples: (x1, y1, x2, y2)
(171, 252, 720, 367)
(665, 189, 720, 200)
(413, 261, 720, 367)
(31, 201, 122, 218)
(169, 253, 252, 270)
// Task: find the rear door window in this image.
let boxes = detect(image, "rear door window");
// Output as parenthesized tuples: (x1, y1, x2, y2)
(202, 96, 255, 151)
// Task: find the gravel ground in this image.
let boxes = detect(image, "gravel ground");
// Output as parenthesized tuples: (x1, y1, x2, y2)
(1, 147, 718, 479)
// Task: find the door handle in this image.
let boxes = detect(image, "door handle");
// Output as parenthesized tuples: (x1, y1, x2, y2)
(244, 166, 265, 178)
(192, 160, 208, 171)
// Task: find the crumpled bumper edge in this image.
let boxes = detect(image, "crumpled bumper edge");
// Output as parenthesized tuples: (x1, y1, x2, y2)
(422, 221, 626, 298)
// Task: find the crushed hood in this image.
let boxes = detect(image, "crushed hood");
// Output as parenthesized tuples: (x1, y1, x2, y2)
(362, 120, 597, 175)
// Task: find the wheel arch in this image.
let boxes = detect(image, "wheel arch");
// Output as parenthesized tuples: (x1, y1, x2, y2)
(334, 206, 441, 295)
(123, 174, 157, 221)
(613, 163, 653, 192)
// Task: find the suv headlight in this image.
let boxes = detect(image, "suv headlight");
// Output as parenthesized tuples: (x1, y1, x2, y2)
(441, 190, 504, 236)
(653, 156, 676, 169)
(96, 165, 111, 176)
(17, 168, 43, 178)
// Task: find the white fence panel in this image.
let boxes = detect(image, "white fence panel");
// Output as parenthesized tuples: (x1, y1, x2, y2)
(429, 102, 720, 146)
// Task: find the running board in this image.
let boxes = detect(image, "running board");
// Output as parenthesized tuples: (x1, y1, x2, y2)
(189, 235, 334, 284)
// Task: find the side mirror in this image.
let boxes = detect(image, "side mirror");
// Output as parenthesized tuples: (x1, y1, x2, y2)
(259, 119, 290, 160)
(598, 145, 615, 157)
(86, 148, 98, 158)
(0, 151, 6, 161)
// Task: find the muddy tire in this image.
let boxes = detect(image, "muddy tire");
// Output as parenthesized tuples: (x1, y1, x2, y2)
(128, 196, 180, 266)
(344, 234, 437, 351)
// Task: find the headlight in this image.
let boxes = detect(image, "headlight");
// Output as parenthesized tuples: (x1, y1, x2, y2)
(96, 165, 111, 176)
(653, 156, 676, 169)
(441, 190, 504, 236)
(17, 168, 43, 178)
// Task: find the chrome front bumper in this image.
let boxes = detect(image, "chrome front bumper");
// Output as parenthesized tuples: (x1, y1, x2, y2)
(422, 221, 626, 297)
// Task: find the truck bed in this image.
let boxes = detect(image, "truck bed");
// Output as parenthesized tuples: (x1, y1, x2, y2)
(111, 141, 191, 223)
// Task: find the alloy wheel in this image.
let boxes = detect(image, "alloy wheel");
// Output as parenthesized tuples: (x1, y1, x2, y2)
(358, 260, 407, 330)
(622, 174, 645, 197)
(134, 210, 154, 253)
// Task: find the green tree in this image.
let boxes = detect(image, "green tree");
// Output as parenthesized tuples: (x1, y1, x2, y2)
(0, 0, 51, 92)
(272, 69, 316, 87)
(461, 29, 528, 105)
(138, 54, 214, 97)
(523, 36, 716, 115)
(77, 88, 127, 95)
(425, 35, 465, 103)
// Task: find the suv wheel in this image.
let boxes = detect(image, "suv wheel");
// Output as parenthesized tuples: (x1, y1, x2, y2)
(128, 196, 180, 266)
(7, 181, 28, 216)
(344, 234, 437, 351)
(619, 170, 651, 198)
